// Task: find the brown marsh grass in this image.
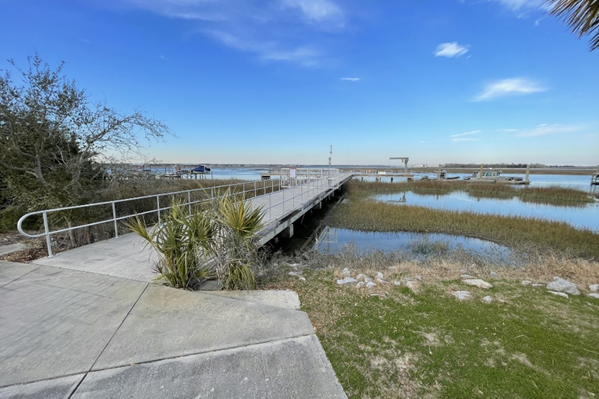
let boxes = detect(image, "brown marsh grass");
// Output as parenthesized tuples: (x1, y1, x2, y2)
(348, 179, 594, 206)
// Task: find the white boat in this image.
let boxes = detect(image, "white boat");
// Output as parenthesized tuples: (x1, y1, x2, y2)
(472, 170, 523, 183)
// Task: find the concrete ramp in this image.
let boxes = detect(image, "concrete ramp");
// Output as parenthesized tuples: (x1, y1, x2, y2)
(0, 262, 346, 398)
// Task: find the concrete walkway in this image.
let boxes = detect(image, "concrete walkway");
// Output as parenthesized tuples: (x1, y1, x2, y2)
(0, 245, 346, 398)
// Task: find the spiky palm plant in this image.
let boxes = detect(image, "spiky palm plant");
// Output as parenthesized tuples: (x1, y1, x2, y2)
(127, 200, 216, 289)
(214, 192, 264, 290)
(548, 0, 599, 51)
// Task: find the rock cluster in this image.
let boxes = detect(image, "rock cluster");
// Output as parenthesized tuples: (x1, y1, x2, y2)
(331, 268, 599, 302)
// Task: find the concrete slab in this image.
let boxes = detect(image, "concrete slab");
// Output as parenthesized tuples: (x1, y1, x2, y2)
(94, 285, 314, 369)
(0, 261, 40, 287)
(0, 243, 27, 257)
(33, 233, 158, 282)
(73, 336, 346, 399)
(0, 266, 147, 386)
(203, 289, 301, 310)
(0, 374, 84, 399)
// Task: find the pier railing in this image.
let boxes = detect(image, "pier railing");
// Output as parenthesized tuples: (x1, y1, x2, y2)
(17, 171, 344, 257)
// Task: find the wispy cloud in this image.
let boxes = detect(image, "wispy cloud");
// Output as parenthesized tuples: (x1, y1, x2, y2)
(434, 42, 469, 58)
(158, 55, 169, 61)
(280, 0, 345, 25)
(474, 78, 546, 101)
(497, 128, 518, 132)
(340, 77, 360, 82)
(209, 30, 323, 67)
(452, 137, 478, 142)
(116, 0, 348, 67)
(490, 0, 548, 11)
(451, 130, 481, 138)
(515, 123, 581, 138)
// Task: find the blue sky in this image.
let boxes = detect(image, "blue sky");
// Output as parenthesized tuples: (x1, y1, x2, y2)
(1, 0, 598, 165)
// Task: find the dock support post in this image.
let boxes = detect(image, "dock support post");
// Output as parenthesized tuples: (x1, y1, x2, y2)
(525, 164, 530, 183)
(282, 223, 294, 238)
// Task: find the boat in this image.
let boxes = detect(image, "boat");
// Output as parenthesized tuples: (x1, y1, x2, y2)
(471, 169, 523, 183)
(592, 171, 599, 186)
(191, 165, 211, 174)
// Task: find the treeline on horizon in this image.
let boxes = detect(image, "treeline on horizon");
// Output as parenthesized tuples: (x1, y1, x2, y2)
(442, 163, 585, 169)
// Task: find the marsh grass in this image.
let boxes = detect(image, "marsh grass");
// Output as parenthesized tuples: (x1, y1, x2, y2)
(331, 182, 599, 260)
(267, 250, 599, 398)
(348, 180, 594, 206)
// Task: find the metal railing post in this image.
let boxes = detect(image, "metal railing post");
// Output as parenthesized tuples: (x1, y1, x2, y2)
(157, 195, 161, 225)
(112, 202, 119, 238)
(43, 211, 53, 257)
(188, 191, 192, 215)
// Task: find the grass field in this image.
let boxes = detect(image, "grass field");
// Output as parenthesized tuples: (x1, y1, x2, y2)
(268, 253, 599, 399)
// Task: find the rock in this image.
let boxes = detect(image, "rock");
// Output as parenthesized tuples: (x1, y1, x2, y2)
(356, 274, 367, 281)
(374, 272, 384, 280)
(531, 283, 545, 287)
(365, 277, 373, 283)
(388, 266, 398, 271)
(341, 268, 351, 277)
(288, 263, 301, 269)
(548, 291, 569, 299)
(460, 274, 476, 279)
(588, 293, 599, 299)
(366, 282, 377, 289)
(462, 279, 493, 289)
(336, 277, 358, 285)
(288, 271, 300, 276)
(393, 281, 401, 286)
(482, 296, 492, 303)
(356, 282, 365, 288)
(521, 280, 532, 286)
(489, 271, 499, 278)
(298, 276, 306, 282)
(546, 277, 580, 296)
(453, 291, 471, 300)
(406, 280, 420, 293)
(589, 284, 599, 293)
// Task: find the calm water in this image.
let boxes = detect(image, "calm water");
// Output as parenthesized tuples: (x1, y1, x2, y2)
(314, 227, 512, 261)
(376, 191, 599, 232)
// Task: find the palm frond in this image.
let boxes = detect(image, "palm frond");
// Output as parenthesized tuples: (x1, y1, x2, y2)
(547, 0, 599, 51)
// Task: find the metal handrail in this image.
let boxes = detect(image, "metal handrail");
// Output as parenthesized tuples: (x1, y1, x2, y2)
(18, 170, 344, 257)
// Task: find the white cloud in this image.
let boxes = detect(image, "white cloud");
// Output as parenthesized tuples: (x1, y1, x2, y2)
(280, 0, 344, 25)
(489, 0, 550, 12)
(116, 0, 347, 67)
(452, 137, 478, 142)
(451, 130, 481, 138)
(434, 42, 469, 58)
(474, 78, 546, 101)
(209, 31, 323, 67)
(340, 77, 360, 82)
(515, 124, 581, 138)
(158, 55, 169, 61)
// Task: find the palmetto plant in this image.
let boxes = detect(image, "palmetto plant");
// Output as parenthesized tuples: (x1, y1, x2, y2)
(548, 0, 599, 51)
(213, 192, 264, 290)
(128, 191, 264, 290)
(127, 200, 217, 289)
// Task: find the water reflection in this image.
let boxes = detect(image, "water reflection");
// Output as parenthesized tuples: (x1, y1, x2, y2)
(376, 192, 599, 232)
(315, 227, 513, 263)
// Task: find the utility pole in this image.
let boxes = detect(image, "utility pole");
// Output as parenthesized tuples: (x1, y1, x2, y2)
(329, 145, 333, 167)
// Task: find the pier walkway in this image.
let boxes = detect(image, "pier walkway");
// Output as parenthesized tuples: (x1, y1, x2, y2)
(3, 170, 355, 398)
